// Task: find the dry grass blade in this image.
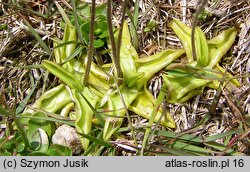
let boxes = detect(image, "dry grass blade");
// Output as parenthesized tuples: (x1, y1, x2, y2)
(107, 0, 123, 84)
(84, 0, 96, 85)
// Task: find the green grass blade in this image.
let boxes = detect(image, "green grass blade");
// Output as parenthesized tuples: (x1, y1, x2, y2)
(77, 132, 113, 148)
(141, 82, 168, 155)
(171, 141, 216, 155)
(205, 129, 242, 142)
(156, 146, 200, 156)
(22, 17, 51, 54)
(55, 1, 72, 25)
(82, 131, 103, 156)
(156, 128, 242, 143)
(18, 115, 75, 126)
(16, 73, 37, 114)
(126, 0, 139, 49)
(78, 91, 105, 127)
(156, 130, 202, 142)
(132, 0, 140, 28)
(93, 146, 106, 156)
(204, 142, 243, 155)
(0, 105, 11, 116)
(70, 0, 85, 43)
(61, 46, 84, 64)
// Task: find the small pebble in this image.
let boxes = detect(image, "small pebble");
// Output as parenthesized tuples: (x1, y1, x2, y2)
(52, 124, 83, 154)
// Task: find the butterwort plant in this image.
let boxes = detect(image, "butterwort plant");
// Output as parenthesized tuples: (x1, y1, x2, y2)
(20, 18, 239, 153)
(163, 18, 239, 103)
(21, 20, 183, 151)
